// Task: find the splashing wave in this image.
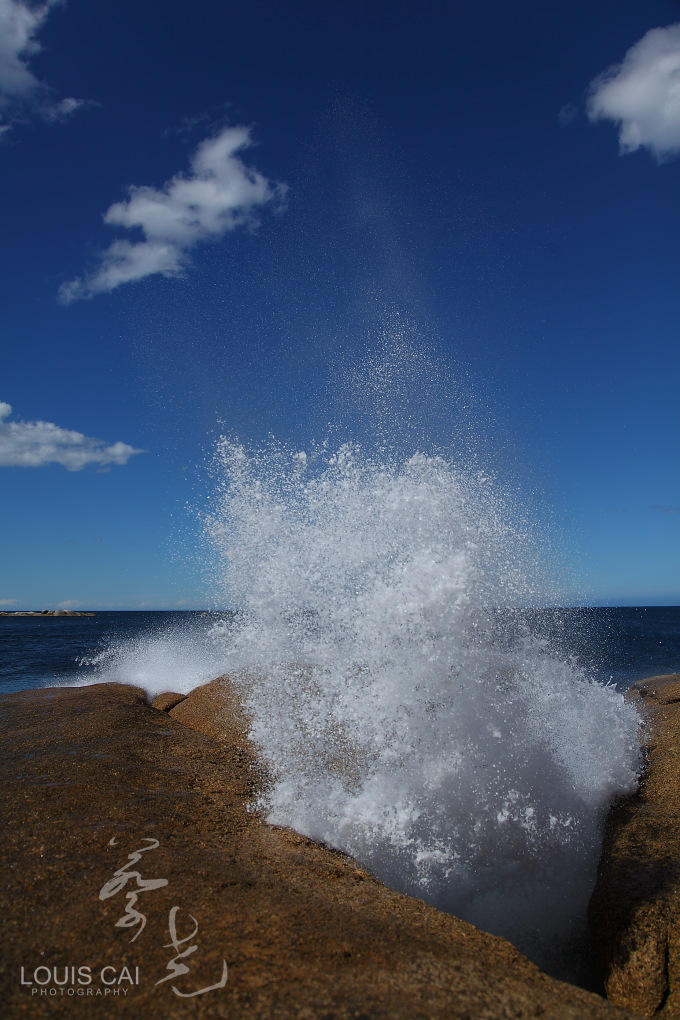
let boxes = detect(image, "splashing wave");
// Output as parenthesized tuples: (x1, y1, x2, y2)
(203, 439, 640, 975)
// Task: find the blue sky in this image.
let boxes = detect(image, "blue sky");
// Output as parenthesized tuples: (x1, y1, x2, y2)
(1, 0, 678, 608)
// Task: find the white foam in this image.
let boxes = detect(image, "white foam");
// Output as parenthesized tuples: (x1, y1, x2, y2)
(203, 440, 641, 977)
(67, 623, 229, 698)
(71, 435, 640, 979)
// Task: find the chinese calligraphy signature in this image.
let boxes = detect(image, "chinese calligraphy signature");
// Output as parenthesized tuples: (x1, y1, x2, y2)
(99, 837, 228, 998)
(99, 838, 167, 942)
(155, 907, 228, 998)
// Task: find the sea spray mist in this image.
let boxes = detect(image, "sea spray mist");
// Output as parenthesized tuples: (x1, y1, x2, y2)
(203, 438, 641, 982)
(71, 327, 642, 984)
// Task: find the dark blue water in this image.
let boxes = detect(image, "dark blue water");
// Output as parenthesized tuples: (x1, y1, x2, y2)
(518, 606, 680, 690)
(0, 611, 213, 694)
(0, 607, 678, 697)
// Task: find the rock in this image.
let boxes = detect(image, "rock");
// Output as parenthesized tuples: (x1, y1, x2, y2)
(150, 692, 187, 712)
(0, 682, 638, 1019)
(589, 674, 680, 1018)
(167, 674, 250, 741)
(0, 610, 95, 617)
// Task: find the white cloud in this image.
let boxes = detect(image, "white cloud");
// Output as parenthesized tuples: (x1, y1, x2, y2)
(56, 599, 81, 608)
(0, 0, 86, 135)
(0, 0, 51, 99)
(588, 24, 680, 160)
(0, 401, 144, 470)
(0, 598, 18, 605)
(60, 126, 287, 302)
(45, 94, 90, 121)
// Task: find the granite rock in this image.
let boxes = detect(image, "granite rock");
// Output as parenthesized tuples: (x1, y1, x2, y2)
(150, 692, 187, 712)
(589, 674, 680, 1018)
(0, 680, 639, 1019)
(0, 610, 95, 617)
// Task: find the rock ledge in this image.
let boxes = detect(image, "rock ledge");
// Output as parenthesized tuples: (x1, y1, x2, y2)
(589, 674, 680, 1018)
(0, 678, 638, 1018)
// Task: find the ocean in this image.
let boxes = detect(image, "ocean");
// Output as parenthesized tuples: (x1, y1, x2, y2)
(2, 602, 677, 986)
(1, 606, 678, 697)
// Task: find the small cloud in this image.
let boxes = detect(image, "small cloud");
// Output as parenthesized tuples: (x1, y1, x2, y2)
(0, 400, 145, 470)
(163, 110, 214, 138)
(558, 103, 578, 126)
(0, 0, 89, 137)
(162, 103, 234, 140)
(59, 125, 287, 302)
(648, 504, 680, 515)
(54, 96, 82, 117)
(56, 599, 81, 608)
(587, 23, 680, 160)
(0, 597, 18, 605)
(44, 95, 97, 122)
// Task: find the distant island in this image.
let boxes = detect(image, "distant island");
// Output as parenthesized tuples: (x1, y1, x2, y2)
(0, 610, 95, 617)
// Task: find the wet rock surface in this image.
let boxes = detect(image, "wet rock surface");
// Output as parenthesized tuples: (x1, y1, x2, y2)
(150, 691, 187, 712)
(589, 674, 680, 1018)
(0, 680, 639, 1019)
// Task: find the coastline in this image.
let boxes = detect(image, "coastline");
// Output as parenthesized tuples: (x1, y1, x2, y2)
(0, 674, 653, 1019)
(0, 611, 95, 617)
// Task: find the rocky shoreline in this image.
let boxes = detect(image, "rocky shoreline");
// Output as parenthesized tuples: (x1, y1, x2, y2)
(589, 673, 680, 1018)
(0, 673, 677, 1018)
(0, 610, 96, 617)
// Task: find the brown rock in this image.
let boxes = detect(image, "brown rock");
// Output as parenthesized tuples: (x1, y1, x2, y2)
(167, 674, 251, 741)
(0, 681, 638, 1019)
(589, 674, 680, 1017)
(150, 691, 187, 712)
